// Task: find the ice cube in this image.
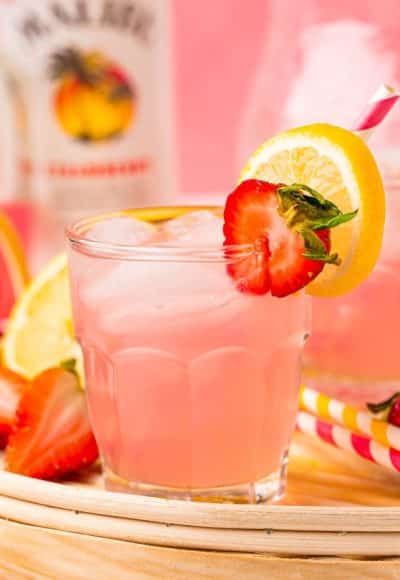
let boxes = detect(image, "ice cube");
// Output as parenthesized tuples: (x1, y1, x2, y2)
(82, 258, 230, 306)
(79, 249, 239, 344)
(163, 211, 224, 246)
(78, 212, 233, 333)
(87, 217, 159, 245)
(87, 260, 241, 353)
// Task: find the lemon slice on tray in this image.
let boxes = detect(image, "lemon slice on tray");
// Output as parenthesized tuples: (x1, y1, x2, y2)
(239, 124, 385, 297)
(2, 253, 78, 379)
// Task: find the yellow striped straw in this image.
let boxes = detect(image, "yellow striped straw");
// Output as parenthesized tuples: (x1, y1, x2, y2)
(299, 386, 400, 451)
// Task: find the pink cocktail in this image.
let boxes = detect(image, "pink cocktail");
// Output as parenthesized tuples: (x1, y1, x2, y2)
(67, 207, 308, 503)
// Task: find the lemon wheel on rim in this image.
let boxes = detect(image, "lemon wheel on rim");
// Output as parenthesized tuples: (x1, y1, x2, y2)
(239, 124, 385, 297)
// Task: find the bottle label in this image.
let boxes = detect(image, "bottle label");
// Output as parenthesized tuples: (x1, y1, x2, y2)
(0, 0, 174, 218)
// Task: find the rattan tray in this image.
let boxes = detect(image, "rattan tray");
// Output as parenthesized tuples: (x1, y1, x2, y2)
(1, 432, 400, 579)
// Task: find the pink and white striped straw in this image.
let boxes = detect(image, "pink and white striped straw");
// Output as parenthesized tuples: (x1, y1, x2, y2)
(299, 386, 400, 451)
(297, 411, 400, 474)
(352, 83, 400, 140)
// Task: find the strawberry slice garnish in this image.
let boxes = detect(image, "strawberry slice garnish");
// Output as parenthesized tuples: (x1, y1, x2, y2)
(269, 227, 331, 297)
(224, 179, 357, 296)
(224, 180, 274, 294)
(6, 360, 98, 480)
(0, 367, 28, 449)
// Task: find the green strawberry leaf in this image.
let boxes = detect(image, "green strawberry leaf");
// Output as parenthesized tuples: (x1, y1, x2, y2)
(303, 250, 340, 264)
(277, 183, 358, 265)
(301, 228, 341, 265)
(367, 393, 400, 415)
(279, 183, 334, 207)
(312, 209, 359, 231)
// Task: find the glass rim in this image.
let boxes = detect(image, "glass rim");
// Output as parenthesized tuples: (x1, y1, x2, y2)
(66, 206, 256, 263)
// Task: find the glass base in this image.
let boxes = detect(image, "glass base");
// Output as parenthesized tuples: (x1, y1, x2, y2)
(103, 456, 288, 504)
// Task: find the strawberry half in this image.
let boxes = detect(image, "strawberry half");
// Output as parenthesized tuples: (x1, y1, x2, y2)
(6, 361, 98, 480)
(224, 180, 274, 294)
(224, 179, 356, 297)
(0, 367, 28, 448)
(269, 227, 330, 297)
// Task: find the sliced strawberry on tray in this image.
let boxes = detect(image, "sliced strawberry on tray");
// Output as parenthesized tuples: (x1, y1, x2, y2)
(224, 179, 356, 297)
(6, 360, 98, 480)
(0, 367, 28, 448)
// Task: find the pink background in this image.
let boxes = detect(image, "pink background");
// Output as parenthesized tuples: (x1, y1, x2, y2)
(173, 0, 268, 195)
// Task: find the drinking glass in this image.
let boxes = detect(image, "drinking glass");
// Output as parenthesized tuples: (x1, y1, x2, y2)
(67, 206, 309, 503)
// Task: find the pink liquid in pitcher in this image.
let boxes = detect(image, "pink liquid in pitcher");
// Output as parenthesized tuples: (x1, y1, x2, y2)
(304, 185, 400, 406)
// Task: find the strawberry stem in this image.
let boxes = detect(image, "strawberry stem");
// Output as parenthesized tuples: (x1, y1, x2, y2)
(367, 393, 400, 416)
(277, 183, 358, 265)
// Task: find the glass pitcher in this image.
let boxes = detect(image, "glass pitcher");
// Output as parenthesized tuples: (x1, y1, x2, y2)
(239, 0, 400, 405)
